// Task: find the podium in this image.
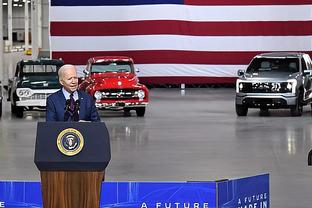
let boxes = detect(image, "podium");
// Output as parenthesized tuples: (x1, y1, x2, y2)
(34, 122, 111, 208)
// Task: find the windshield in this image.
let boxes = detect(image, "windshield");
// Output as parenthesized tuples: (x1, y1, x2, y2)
(22, 64, 59, 76)
(246, 58, 300, 74)
(91, 62, 133, 73)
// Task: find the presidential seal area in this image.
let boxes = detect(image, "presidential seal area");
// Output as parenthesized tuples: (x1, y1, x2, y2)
(57, 128, 84, 156)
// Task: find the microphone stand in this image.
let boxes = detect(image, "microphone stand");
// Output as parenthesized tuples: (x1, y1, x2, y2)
(64, 99, 80, 122)
(72, 100, 80, 122)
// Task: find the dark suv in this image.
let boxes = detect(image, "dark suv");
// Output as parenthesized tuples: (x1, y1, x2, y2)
(236, 52, 312, 116)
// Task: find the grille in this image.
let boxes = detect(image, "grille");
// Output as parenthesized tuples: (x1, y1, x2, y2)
(240, 82, 290, 93)
(243, 98, 287, 107)
(99, 89, 139, 100)
(21, 93, 51, 100)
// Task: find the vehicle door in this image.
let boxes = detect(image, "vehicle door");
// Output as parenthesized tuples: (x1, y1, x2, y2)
(302, 55, 312, 101)
(10, 62, 22, 101)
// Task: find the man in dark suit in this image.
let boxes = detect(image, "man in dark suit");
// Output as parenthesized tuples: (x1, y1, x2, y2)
(46, 64, 100, 122)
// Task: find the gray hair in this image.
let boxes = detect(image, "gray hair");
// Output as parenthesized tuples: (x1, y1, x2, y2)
(58, 64, 76, 79)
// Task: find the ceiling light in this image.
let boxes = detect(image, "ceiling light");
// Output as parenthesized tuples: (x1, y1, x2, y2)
(13, 0, 19, 2)
(3, 2, 8, 6)
(13, 3, 18, 6)
(18, 4, 23, 7)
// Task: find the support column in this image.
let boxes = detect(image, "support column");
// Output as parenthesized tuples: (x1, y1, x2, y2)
(37, 0, 42, 49)
(31, 0, 39, 59)
(8, 0, 13, 52)
(0, 0, 4, 82)
(25, 0, 29, 51)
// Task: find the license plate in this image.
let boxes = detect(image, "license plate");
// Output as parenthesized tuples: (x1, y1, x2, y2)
(115, 102, 125, 107)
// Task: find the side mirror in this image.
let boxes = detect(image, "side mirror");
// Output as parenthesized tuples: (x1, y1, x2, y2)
(135, 68, 140, 73)
(83, 69, 90, 76)
(237, 69, 245, 77)
(304, 70, 312, 76)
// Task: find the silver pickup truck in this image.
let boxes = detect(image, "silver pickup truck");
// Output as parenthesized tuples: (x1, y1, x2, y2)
(236, 52, 312, 116)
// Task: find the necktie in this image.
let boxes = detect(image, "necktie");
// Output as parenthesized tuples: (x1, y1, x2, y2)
(70, 93, 75, 112)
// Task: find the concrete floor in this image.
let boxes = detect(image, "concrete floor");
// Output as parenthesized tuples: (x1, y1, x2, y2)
(0, 88, 312, 208)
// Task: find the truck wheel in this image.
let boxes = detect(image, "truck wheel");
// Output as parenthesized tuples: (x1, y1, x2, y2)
(136, 107, 145, 117)
(11, 103, 16, 114)
(15, 106, 24, 118)
(259, 108, 270, 116)
(290, 94, 303, 117)
(236, 104, 248, 116)
(11, 93, 18, 114)
(0, 101, 2, 118)
(123, 108, 131, 117)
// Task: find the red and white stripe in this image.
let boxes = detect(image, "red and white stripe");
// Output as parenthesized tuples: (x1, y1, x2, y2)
(50, 3, 312, 84)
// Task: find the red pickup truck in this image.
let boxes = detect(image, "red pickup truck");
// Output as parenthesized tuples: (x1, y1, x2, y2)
(79, 56, 149, 117)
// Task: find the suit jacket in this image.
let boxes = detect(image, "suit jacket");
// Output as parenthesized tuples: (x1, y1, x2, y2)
(46, 89, 100, 122)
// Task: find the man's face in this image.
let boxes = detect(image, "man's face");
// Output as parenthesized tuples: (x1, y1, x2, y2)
(60, 67, 78, 93)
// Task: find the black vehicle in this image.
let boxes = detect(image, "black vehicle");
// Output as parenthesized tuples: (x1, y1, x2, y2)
(8, 59, 64, 118)
(236, 52, 312, 116)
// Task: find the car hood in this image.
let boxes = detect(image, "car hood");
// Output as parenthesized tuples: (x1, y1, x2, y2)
(91, 73, 140, 88)
(242, 72, 299, 82)
(19, 76, 61, 89)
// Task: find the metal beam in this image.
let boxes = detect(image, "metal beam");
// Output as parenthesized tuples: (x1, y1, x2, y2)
(31, 0, 38, 58)
(25, 0, 29, 51)
(0, 0, 3, 82)
(7, 0, 12, 52)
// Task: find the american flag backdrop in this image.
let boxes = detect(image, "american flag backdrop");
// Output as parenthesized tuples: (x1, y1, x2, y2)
(50, 0, 312, 84)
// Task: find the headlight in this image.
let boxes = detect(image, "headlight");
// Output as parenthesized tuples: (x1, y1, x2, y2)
(236, 80, 243, 93)
(286, 79, 297, 94)
(16, 88, 33, 97)
(271, 82, 281, 92)
(137, 90, 145, 99)
(94, 91, 102, 100)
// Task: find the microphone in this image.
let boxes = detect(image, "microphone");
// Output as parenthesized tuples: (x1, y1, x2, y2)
(64, 99, 71, 111)
(74, 99, 80, 112)
(72, 100, 80, 121)
(64, 99, 71, 122)
(64, 99, 80, 122)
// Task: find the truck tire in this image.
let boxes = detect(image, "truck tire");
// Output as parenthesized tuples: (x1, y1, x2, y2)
(259, 108, 270, 116)
(136, 107, 146, 117)
(290, 103, 303, 116)
(290, 93, 303, 117)
(0, 101, 2, 118)
(236, 104, 248, 116)
(123, 108, 131, 117)
(11, 103, 16, 114)
(15, 106, 24, 118)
